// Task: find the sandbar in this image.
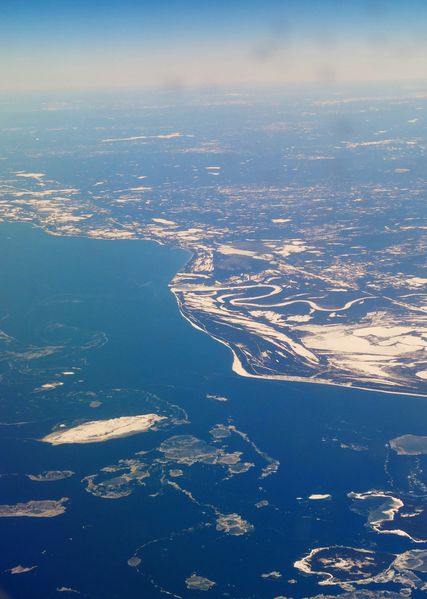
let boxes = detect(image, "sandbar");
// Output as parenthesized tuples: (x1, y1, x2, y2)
(42, 414, 165, 445)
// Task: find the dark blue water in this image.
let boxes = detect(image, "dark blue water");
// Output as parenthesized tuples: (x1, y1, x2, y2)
(1, 222, 426, 598)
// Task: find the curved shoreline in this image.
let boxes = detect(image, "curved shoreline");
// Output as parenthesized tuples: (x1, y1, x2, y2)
(170, 282, 427, 398)
(3, 220, 427, 399)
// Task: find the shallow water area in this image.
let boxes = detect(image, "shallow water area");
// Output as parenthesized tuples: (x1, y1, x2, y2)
(1, 222, 427, 598)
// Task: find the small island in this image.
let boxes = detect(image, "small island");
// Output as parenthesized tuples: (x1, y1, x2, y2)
(389, 434, 427, 455)
(41, 414, 165, 445)
(0, 498, 68, 518)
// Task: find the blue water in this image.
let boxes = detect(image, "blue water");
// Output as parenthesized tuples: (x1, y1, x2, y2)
(1, 222, 427, 598)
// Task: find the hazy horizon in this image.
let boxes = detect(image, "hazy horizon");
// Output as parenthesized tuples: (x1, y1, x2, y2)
(2, 0, 427, 92)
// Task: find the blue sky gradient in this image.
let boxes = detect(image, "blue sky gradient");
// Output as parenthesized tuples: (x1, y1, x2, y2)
(1, 0, 426, 90)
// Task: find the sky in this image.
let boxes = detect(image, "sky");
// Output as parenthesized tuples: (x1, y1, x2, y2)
(1, 0, 427, 91)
